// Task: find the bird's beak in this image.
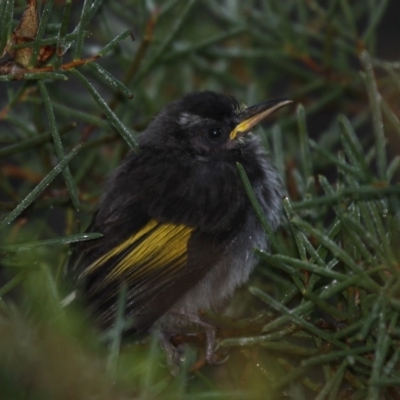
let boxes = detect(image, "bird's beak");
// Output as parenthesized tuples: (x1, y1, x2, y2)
(230, 99, 293, 140)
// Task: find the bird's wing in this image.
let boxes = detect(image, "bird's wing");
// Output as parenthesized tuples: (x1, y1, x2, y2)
(79, 218, 221, 331)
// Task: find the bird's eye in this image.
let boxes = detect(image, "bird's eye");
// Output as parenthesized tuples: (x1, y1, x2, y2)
(208, 127, 222, 139)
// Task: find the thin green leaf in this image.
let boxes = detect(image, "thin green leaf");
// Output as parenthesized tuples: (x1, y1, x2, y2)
(54, 0, 73, 69)
(297, 104, 312, 181)
(0, 0, 14, 56)
(0, 72, 67, 81)
(360, 50, 386, 179)
(0, 145, 81, 228)
(107, 282, 128, 374)
(133, 0, 197, 84)
(71, 69, 137, 149)
(98, 29, 133, 56)
(0, 232, 102, 251)
(236, 162, 283, 253)
(72, 0, 93, 60)
(87, 62, 133, 99)
(38, 81, 80, 210)
(30, 0, 55, 67)
(0, 122, 76, 158)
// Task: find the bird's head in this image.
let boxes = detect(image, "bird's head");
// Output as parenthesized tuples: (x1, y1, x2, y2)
(140, 91, 292, 156)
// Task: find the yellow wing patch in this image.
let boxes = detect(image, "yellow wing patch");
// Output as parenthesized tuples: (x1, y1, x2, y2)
(81, 219, 193, 286)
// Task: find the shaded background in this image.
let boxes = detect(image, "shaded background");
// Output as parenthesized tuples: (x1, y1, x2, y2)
(1, 1, 400, 399)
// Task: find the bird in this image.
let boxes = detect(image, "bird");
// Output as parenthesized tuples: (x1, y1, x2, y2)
(67, 91, 291, 363)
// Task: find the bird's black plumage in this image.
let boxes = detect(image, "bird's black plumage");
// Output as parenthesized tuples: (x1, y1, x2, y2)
(68, 91, 290, 337)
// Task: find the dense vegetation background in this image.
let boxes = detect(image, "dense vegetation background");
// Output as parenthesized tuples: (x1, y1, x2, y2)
(1, 0, 400, 399)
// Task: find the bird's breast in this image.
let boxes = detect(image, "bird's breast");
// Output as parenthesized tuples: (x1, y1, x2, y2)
(158, 210, 266, 328)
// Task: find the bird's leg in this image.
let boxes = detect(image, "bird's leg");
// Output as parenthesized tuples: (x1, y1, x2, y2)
(167, 311, 228, 365)
(159, 330, 181, 376)
(204, 326, 218, 364)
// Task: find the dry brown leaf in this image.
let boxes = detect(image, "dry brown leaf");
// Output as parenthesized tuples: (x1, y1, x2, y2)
(0, 0, 55, 74)
(15, 0, 39, 39)
(12, 0, 39, 68)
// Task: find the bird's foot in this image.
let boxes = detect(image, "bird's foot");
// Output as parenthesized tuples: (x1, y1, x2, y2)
(159, 312, 229, 374)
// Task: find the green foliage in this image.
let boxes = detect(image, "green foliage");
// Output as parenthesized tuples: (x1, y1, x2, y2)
(1, 0, 400, 399)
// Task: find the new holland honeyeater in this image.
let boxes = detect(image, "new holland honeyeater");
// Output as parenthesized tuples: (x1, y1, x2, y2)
(68, 91, 291, 361)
